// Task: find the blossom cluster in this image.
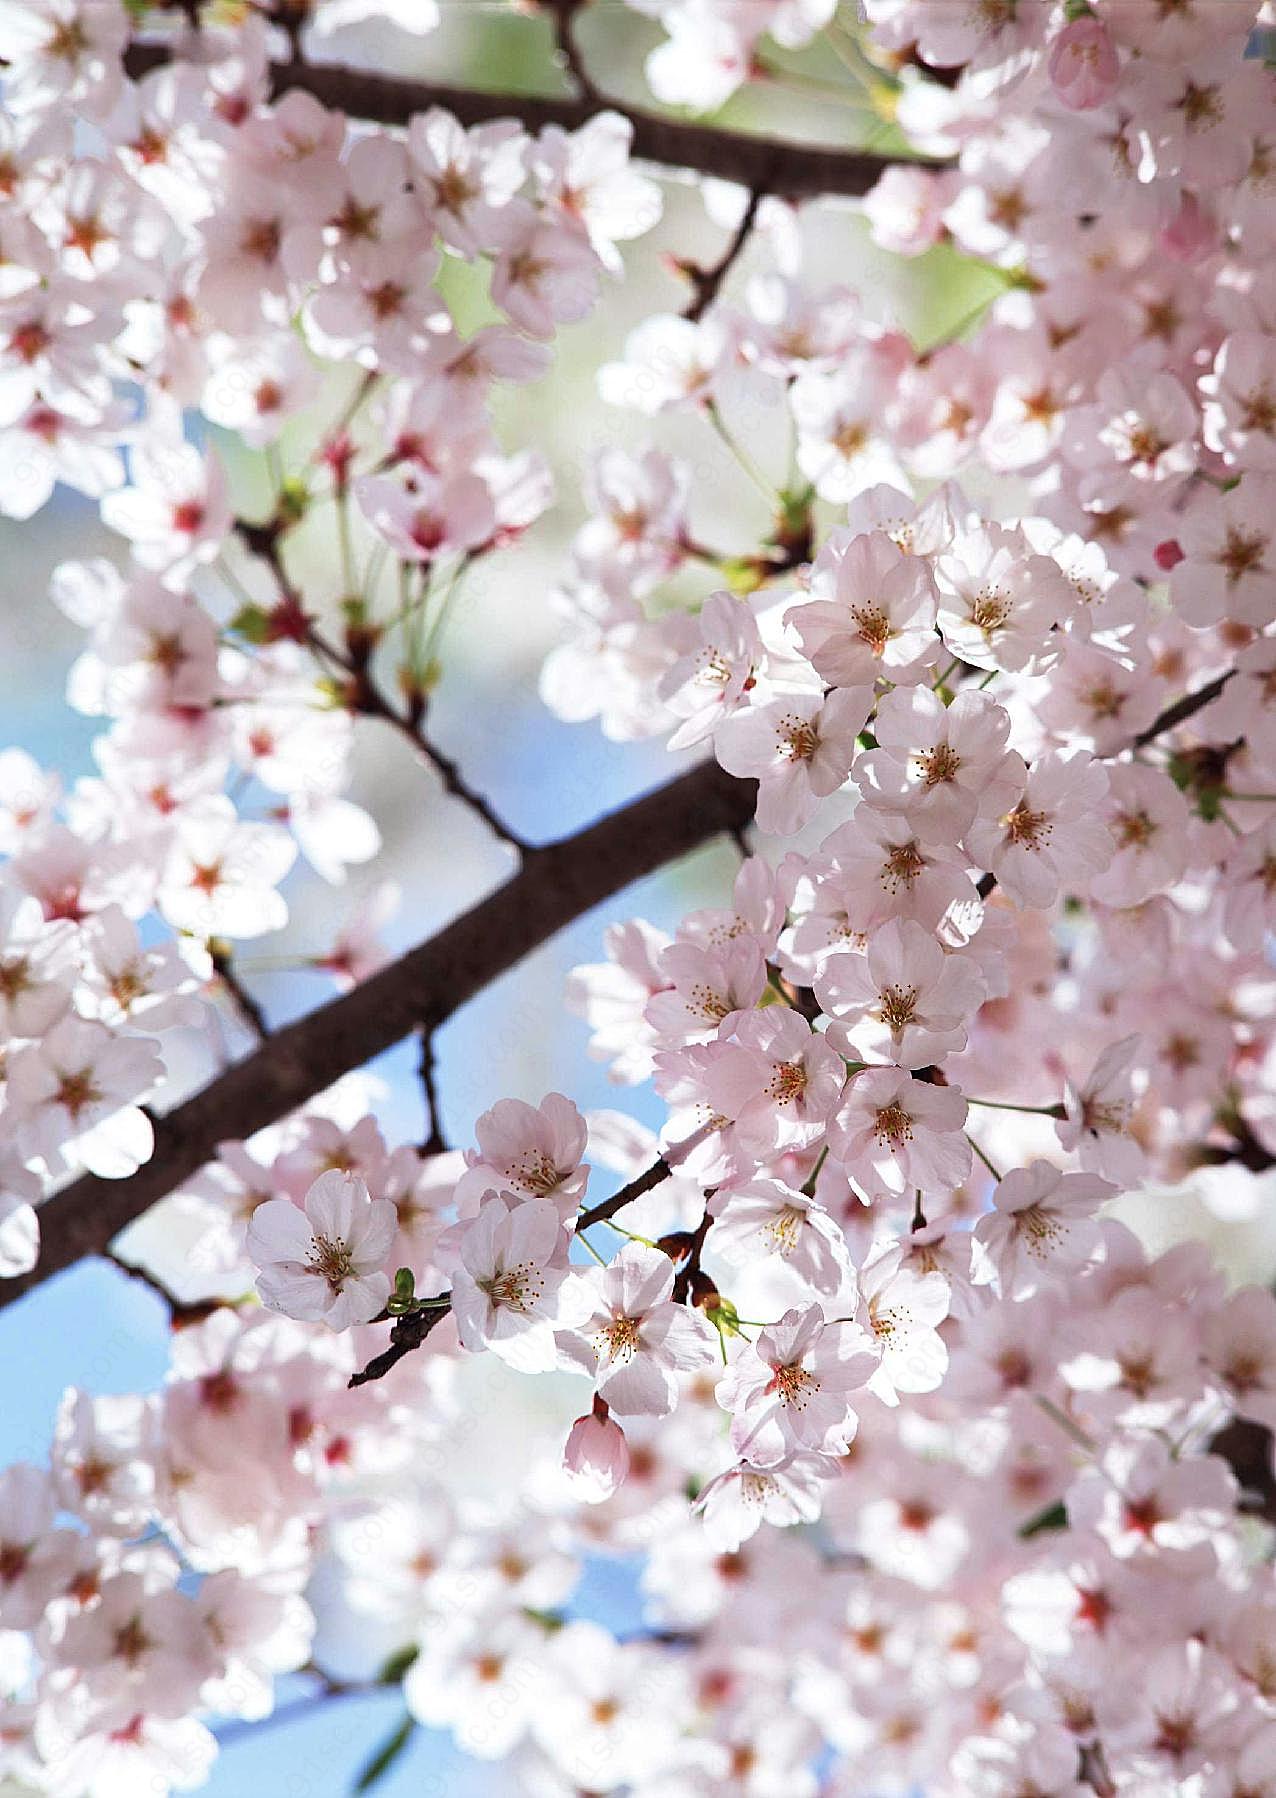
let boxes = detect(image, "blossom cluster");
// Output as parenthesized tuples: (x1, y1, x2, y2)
(0, 2, 1275, 1797)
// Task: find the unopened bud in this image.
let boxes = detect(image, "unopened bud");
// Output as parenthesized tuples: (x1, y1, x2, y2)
(562, 1402, 629, 1504)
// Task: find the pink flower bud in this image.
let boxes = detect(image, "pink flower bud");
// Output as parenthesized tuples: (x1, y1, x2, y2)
(1159, 191, 1219, 264)
(1047, 16, 1119, 111)
(562, 1402, 630, 1504)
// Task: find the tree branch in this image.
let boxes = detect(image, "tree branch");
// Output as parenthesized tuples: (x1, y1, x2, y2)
(210, 947, 270, 1042)
(416, 1030, 448, 1158)
(682, 188, 763, 321)
(3, 759, 754, 1312)
(576, 1155, 674, 1232)
(348, 1299, 452, 1389)
(545, 0, 603, 104)
(122, 46, 940, 199)
(1133, 670, 1232, 748)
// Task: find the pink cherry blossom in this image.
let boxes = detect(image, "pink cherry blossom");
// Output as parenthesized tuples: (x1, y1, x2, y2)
(972, 1161, 1112, 1299)
(562, 1399, 630, 1504)
(817, 917, 985, 1069)
(788, 529, 940, 689)
(246, 1170, 398, 1331)
(440, 1190, 569, 1367)
(827, 1065, 971, 1202)
(558, 1243, 716, 1417)
(964, 750, 1114, 910)
(708, 1179, 853, 1296)
(716, 1303, 878, 1467)
(1047, 16, 1119, 110)
(715, 688, 872, 835)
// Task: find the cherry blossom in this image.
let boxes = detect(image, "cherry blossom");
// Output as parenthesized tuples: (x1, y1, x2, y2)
(439, 1190, 568, 1369)
(0, 5, 1271, 1796)
(817, 916, 986, 1069)
(246, 1170, 398, 1330)
(972, 1162, 1112, 1300)
(558, 1243, 716, 1417)
(707, 1178, 853, 1297)
(562, 1400, 631, 1504)
(788, 528, 941, 689)
(715, 687, 872, 834)
(715, 1303, 878, 1467)
(827, 1065, 971, 1201)
(964, 749, 1113, 910)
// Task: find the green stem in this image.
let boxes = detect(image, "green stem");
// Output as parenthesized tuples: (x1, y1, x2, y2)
(966, 1134, 1003, 1183)
(966, 1096, 1065, 1118)
(705, 400, 777, 502)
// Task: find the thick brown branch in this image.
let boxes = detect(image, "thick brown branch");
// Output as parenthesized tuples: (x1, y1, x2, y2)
(3, 759, 754, 1311)
(122, 46, 938, 199)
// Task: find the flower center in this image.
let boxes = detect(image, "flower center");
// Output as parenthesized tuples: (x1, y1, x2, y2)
(1220, 526, 1267, 584)
(1003, 801, 1051, 849)
(1242, 384, 1276, 436)
(479, 1260, 545, 1314)
(917, 744, 961, 787)
(766, 1060, 808, 1106)
(873, 1101, 914, 1147)
(778, 714, 819, 762)
(878, 984, 920, 1033)
(113, 1616, 152, 1667)
(764, 1206, 804, 1254)
(851, 605, 892, 655)
(55, 1068, 101, 1119)
(505, 1150, 562, 1196)
(596, 1315, 642, 1363)
(882, 840, 925, 890)
(0, 955, 32, 1001)
(1015, 1203, 1062, 1257)
(306, 1233, 356, 1292)
(1114, 807, 1156, 849)
(765, 1361, 818, 1408)
(969, 588, 1011, 633)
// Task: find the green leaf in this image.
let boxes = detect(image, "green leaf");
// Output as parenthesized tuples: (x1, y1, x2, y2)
(353, 1713, 415, 1794)
(387, 1267, 417, 1315)
(279, 476, 310, 524)
(1018, 1499, 1068, 1539)
(522, 1606, 566, 1633)
(229, 604, 272, 645)
(375, 1644, 420, 1685)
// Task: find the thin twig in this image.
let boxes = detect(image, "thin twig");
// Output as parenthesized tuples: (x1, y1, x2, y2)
(211, 947, 270, 1041)
(547, 0, 602, 103)
(307, 621, 533, 856)
(682, 188, 763, 321)
(1132, 669, 1233, 748)
(417, 1031, 448, 1157)
(388, 708, 532, 855)
(576, 1156, 674, 1232)
(104, 1252, 231, 1327)
(349, 1299, 452, 1388)
(212, 1677, 370, 1745)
